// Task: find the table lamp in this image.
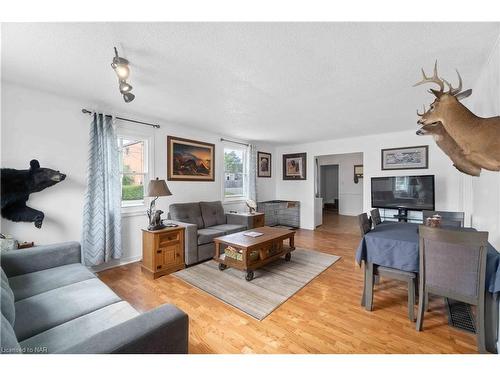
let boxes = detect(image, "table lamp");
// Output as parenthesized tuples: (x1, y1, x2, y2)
(146, 177, 172, 230)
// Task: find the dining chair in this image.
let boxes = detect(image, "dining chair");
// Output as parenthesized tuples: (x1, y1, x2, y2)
(370, 208, 382, 227)
(358, 213, 416, 321)
(357, 213, 372, 236)
(422, 210, 465, 227)
(417, 225, 488, 353)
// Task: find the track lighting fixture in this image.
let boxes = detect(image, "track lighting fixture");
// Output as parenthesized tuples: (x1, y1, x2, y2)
(111, 47, 135, 103)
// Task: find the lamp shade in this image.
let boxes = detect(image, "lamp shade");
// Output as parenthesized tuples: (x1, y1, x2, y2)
(147, 178, 172, 197)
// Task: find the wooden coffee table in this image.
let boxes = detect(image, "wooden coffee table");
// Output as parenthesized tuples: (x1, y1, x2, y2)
(213, 226, 296, 281)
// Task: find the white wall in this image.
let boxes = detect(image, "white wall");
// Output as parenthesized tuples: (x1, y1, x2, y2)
(276, 131, 465, 230)
(255, 143, 278, 202)
(1, 83, 277, 269)
(464, 35, 500, 352)
(318, 153, 363, 216)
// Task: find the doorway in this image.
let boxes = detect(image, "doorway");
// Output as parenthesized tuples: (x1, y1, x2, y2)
(320, 164, 339, 213)
(314, 152, 364, 227)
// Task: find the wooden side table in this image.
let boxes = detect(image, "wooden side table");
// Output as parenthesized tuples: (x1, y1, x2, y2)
(141, 226, 185, 279)
(234, 212, 265, 229)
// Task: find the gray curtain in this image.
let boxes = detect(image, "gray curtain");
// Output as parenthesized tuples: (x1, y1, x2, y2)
(246, 144, 257, 202)
(82, 113, 122, 266)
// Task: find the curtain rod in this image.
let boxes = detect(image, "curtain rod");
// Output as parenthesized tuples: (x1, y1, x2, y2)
(220, 137, 249, 147)
(81, 109, 160, 129)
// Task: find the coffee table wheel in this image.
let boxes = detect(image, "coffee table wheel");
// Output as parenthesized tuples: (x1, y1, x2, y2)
(218, 263, 227, 271)
(285, 252, 292, 262)
(245, 270, 254, 281)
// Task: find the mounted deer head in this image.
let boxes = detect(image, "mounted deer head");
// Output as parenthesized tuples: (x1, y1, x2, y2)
(416, 122, 481, 176)
(414, 61, 500, 172)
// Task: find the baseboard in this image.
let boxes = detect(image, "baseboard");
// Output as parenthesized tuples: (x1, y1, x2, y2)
(339, 211, 358, 217)
(91, 255, 142, 273)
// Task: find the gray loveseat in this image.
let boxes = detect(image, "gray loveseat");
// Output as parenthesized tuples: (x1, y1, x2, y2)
(168, 201, 252, 265)
(0, 242, 188, 354)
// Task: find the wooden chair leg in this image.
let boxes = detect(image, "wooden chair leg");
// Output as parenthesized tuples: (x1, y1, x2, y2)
(365, 262, 374, 311)
(416, 287, 425, 331)
(361, 263, 366, 307)
(477, 300, 487, 353)
(408, 278, 415, 322)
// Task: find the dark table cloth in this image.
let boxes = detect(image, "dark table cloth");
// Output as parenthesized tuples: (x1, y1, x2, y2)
(355, 222, 500, 294)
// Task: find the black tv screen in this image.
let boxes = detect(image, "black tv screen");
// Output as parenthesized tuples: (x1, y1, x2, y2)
(371, 175, 435, 211)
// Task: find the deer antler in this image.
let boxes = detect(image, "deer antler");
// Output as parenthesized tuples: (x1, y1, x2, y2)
(413, 60, 445, 98)
(443, 69, 463, 96)
(417, 104, 426, 117)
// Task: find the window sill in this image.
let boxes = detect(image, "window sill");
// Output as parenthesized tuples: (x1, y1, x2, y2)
(121, 205, 146, 217)
(223, 198, 248, 204)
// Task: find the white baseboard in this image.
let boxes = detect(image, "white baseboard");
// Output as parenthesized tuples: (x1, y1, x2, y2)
(91, 255, 142, 273)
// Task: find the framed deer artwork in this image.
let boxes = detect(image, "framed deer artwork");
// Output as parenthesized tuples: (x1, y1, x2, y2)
(381, 146, 428, 170)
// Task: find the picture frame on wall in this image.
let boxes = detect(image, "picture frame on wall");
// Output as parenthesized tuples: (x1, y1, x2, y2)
(257, 151, 272, 178)
(381, 145, 428, 170)
(167, 136, 215, 181)
(282, 152, 307, 180)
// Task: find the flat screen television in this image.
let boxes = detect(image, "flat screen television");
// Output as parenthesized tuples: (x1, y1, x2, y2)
(371, 175, 435, 212)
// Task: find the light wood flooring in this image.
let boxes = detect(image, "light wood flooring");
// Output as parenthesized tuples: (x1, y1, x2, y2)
(97, 212, 478, 353)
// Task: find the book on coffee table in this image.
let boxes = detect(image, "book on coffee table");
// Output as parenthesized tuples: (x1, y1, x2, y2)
(243, 231, 264, 238)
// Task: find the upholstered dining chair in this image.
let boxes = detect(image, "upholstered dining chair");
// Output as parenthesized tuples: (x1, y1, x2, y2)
(422, 210, 465, 227)
(417, 225, 488, 353)
(370, 208, 382, 227)
(358, 213, 417, 321)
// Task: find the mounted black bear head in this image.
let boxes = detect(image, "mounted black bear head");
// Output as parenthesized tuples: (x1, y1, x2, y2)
(28, 159, 66, 193)
(1, 159, 66, 228)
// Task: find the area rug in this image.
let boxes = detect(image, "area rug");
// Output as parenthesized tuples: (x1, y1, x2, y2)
(173, 248, 340, 320)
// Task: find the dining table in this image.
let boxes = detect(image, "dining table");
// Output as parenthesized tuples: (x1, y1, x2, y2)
(355, 221, 500, 353)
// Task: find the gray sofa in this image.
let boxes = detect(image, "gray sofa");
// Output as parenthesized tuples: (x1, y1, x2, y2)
(0, 242, 188, 354)
(168, 201, 252, 265)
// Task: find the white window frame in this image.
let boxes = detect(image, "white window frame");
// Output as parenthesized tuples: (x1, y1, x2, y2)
(222, 144, 248, 203)
(116, 124, 155, 216)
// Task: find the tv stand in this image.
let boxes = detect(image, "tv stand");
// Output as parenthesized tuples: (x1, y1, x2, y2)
(394, 208, 409, 222)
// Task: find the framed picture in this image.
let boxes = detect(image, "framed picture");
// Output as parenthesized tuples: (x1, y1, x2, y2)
(282, 153, 307, 180)
(381, 145, 428, 170)
(167, 136, 215, 181)
(257, 151, 272, 178)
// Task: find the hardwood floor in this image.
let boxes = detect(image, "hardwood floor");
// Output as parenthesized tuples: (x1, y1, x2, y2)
(97, 212, 478, 353)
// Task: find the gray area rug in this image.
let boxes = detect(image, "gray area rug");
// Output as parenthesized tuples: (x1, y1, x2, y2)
(173, 248, 340, 320)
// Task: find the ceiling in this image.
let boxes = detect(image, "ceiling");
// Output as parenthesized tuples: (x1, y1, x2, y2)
(2, 22, 499, 144)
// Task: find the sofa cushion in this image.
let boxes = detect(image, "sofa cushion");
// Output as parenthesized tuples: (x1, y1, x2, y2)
(20, 301, 139, 354)
(209, 224, 247, 235)
(169, 203, 204, 229)
(14, 278, 121, 341)
(197, 228, 225, 245)
(200, 201, 226, 227)
(1, 313, 21, 354)
(1, 270, 15, 326)
(9, 263, 96, 302)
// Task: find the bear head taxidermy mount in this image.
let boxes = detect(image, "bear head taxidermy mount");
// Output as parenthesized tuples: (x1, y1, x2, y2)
(414, 61, 500, 175)
(1, 159, 66, 228)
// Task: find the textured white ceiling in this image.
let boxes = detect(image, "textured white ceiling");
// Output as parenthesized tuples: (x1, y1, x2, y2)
(2, 22, 499, 144)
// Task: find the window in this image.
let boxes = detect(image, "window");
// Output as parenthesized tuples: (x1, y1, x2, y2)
(118, 136, 149, 207)
(223, 147, 247, 200)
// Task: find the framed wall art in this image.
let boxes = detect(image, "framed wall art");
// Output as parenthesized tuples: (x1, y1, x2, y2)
(257, 151, 272, 178)
(282, 152, 307, 180)
(381, 145, 428, 170)
(167, 136, 215, 181)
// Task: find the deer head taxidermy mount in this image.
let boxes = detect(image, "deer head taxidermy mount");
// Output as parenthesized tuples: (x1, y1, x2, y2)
(414, 61, 500, 176)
